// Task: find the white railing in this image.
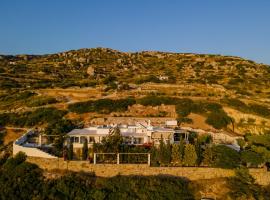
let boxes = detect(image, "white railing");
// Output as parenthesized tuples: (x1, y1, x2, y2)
(93, 153, 151, 166)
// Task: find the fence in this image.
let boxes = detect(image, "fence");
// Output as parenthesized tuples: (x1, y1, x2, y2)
(93, 153, 151, 166)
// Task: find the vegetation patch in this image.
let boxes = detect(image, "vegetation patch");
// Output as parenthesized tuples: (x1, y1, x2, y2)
(68, 98, 136, 114)
(0, 107, 67, 127)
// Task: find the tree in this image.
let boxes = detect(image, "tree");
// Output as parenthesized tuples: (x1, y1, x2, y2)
(159, 136, 171, 165)
(237, 138, 246, 151)
(171, 144, 181, 165)
(179, 137, 185, 163)
(150, 146, 160, 166)
(198, 134, 212, 144)
(240, 150, 264, 167)
(228, 167, 264, 199)
(82, 138, 88, 160)
(0, 152, 44, 200)
(205, 111, 231, 129)
(194, 139, 202, 165)
(101, 127, 123, 153)
(212, 145, 240, 169)
(68, 142, 73, 160)
(183, 144, 197, 166)
(202, 145, 213, 166)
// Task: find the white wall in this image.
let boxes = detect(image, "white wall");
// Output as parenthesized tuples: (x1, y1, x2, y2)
(13, 129, 57, 159)
(13, 143, 57, 159)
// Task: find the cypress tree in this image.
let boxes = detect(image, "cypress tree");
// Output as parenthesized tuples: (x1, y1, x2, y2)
(82, 138, 88, 160)
(159, 136, 171, 165)
(179, 137, 185, 163)
(68, 142, 73, 160)
(195, 139, 202, 166)
(183, 144, 197, 166)
(171, 144, 181, 165)
(202, 145, 213, 166)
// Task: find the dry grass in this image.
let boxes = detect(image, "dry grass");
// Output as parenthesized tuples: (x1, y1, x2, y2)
(190, 178, 230, 200)
(4, 128, 25, 145)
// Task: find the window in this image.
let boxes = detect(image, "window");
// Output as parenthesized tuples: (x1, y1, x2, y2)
(123, 136, 131, 144)
(80, 136, 87, 143)
(74, 137, 79, 143)
(134, 137, 143, 144)
(70, 137, 74, 143)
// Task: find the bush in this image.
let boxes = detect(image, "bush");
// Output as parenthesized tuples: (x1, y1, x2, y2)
(41, 173, 194, 200)
(0, 107, 67, 127)
(137, 96, 178, 106)
(26, 96, 58, 107)
(205, 110, 231, 129)
(228, 167, 264, 199)
(212, 145, 240, 169)
(175, 98, 194, 117)
(249, 103, 270, 118)
(68, 98, 136, 114)
(0, 152, 44, 200)
(246, 134, 270, 148)
(135, 75, 160, 84)
(240, 150, 264, 167)
(183, 144, 197, 166)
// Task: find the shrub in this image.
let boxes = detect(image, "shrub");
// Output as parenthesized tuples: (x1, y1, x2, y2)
(175, 98, 194, 117)
(205, 110, 231, 129)
(135, 75, 160, 84)
(26, 96, 58, 107)
(212, 145, 240, 169)
(246, 134, 270, 148)
(249, 103, 270, 118)
(0, 107, 67, 127)
(240, 150, 264, 167)
(228, 167, 264, 199)
(68, 98, 136, 114)
(0, 152, 44, 200)
(183, 144, 197, 166)
(137, 96, 178, 106)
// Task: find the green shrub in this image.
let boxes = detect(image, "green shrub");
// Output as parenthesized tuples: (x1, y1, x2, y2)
(249, 103, 270, 118)
(135, 75, 160, 84)
(68, 98, 136, 114)
(0, 107, 67, 127)
(228, 167, 264, 199)
(0, 152, 44, 200)
(26, 96, 58, 107)
(240, 150, 264, 167)
(205, 110, 231, 129)
(212, 145, 240, 169)
(137, 96, 178, 106)
(246, 134, 270, 148)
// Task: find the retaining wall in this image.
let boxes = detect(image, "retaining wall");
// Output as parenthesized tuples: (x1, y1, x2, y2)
(27, 157, 270, 185)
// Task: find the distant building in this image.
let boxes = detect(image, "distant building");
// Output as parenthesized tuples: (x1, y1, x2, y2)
(165, 120, 178, 127)
(158, 75, 169, 81)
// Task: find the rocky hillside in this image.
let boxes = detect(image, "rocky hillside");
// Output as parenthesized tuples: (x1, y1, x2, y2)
(0, 48, 270, 134)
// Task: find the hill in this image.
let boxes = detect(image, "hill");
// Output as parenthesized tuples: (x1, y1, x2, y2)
(0, 48, 270, 135)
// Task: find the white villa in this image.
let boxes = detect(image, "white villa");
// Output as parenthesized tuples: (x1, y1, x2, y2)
(66, 120, 191, 150)
(13, 120, 242, 158)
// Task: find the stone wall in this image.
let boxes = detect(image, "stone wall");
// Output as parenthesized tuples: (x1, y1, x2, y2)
(27, 157, 270, 185)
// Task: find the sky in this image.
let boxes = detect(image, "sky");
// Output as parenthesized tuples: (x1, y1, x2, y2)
(0, 0, 269, 64)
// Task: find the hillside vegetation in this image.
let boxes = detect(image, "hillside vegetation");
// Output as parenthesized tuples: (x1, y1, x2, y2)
(0, 48, 270, 134)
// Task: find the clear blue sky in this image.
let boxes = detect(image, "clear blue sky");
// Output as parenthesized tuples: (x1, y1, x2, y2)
(0, 0, 269, 64)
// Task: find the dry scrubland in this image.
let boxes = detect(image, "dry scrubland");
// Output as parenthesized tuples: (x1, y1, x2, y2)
(1, 48, 270, 199)
(1, 48, 270, 135)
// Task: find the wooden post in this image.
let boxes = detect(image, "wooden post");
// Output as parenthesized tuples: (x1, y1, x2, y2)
(148, 153, 151, 166)
(117, 153, 120, 164)
(94, 153, 96, 165)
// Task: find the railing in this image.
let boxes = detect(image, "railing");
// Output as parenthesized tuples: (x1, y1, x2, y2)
(93, 153, 151, 166)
